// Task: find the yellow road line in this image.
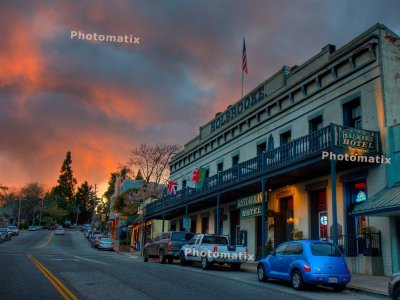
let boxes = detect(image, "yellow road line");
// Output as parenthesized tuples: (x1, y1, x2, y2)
(27, 254, 78, 300)
(36, 232, 54, 249)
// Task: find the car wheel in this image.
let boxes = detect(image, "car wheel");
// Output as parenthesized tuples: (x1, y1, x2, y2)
(201, 256, 210, 270)
(143, 250, 148, 262)
(180, 252, 187, 266)
(159, 250, 166, 264)
(332, 284, 346, 292)
(167, 258, 173, 264)
(230, 263, 241, 271)
(291, 270, 305, 290)
(393, 287, 400, 300)
(257, 264, 268, 282)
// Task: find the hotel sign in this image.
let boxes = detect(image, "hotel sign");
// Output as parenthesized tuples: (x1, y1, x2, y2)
(237, 193, 264, 219)
(339, 127, 377, 153)
(211, 86, 266, 133)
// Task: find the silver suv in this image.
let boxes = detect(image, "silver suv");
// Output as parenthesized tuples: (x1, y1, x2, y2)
(389, 272, 400, 300)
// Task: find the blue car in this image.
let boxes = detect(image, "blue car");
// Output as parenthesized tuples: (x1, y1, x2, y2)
(257, 240, 351, 291)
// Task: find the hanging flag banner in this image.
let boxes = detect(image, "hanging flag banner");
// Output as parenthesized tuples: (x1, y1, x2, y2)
(191, 167, 207, 191)
(167, 181, 178, 195)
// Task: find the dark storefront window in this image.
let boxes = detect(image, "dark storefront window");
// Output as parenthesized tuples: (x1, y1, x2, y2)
(217, 162, 224, 172)
(310, 189, 327, 239)
(201, 216, 209, 233)
(257, 142, 266, 156)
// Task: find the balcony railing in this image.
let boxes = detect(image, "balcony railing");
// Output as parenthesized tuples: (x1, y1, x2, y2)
(146, 123, 381, 216)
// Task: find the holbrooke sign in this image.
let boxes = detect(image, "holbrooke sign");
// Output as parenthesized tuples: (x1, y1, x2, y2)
(339, 127, 377, 153)
(210, 86, 266, 133)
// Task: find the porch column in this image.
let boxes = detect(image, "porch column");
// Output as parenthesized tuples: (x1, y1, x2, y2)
(216, 194, 221, 234)
(162, 213, 165, 232)
(330, 159, 338, 245)
(261, 176, 268, 258)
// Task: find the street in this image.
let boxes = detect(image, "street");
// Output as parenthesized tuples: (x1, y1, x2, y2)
(0, 229, 386, 300)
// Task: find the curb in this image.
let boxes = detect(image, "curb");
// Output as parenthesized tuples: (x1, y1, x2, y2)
(241, 268, 389, 298)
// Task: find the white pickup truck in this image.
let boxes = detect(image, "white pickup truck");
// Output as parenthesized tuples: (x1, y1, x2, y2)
(180, 234, 249, 270)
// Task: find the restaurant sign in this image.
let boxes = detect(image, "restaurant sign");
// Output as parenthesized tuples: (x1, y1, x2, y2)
(237, 193, 264, 219)
(339, 127, 377, 153)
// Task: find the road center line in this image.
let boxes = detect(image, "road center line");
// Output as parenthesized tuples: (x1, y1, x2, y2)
(27, 254, 78, 300)
(36, 232, 54, 249)
(73, 256, 107, 265)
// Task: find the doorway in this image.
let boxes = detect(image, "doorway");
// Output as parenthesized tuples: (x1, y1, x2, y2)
(230, 209, 240, 245)
(274, 196, 293, 245)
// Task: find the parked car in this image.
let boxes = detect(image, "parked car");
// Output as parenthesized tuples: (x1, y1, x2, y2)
(88, 231, 101, 242)
(0, 228, 12, 241)
(389, 271, 400, 300)
(257, 240, 351, 291)
(97, 237, 114, 251)
(144, 231, 195, 264)
(180, 234, 248, 270)
(7, 225, 19, 236)
(0, 231, 6, 243)
(81, 224, 90, 231)
(28, 225, 40, 231)
(84, 229, 92, 238)
(55, 226, 65, 235)
(91, 234, 104, 247)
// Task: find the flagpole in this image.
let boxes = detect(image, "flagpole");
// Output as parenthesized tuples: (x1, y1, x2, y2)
(241, 68, 244, 98)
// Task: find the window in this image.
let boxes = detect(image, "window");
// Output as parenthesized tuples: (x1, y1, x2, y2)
(280, 131, 292, 161)
(201, 235, 228, 245)
(343, 99, 361, 128)
(217, 162, 224, 172)
(309, 115, 323, 133)
(188, 237, 197, 245)
(171, 232, 194, 241)
(286, 242, 303, 255)
(257, 142, 267, 156)
(201, 216, 209, 233)
(310, 243, 341, 257)
(162, 233, 170, 240)
(275, 243, 288, 256)
(182, 180, 187, 188)
(232, 155, 240, 166)
(280, 130, 291, 145)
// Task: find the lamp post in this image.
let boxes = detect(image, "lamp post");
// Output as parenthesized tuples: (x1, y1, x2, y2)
(140, 183, 147, 257)
(17, 198, 22, 229)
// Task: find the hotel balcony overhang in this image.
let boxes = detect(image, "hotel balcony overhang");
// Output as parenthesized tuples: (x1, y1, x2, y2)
(146, 123, 382, 220)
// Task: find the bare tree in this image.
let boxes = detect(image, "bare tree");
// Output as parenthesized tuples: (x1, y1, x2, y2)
(127, 143, 181, 186)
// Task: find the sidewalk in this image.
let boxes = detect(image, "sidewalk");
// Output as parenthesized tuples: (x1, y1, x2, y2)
(113, 244, 390, 297)
(241, 262, 390, 297)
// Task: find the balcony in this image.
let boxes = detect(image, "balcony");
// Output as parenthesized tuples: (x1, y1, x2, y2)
(146, 123, 381, 217)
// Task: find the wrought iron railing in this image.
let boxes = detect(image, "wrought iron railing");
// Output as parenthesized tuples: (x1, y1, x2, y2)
(319, 232, 382, 257)
(146, 123, 381, 215)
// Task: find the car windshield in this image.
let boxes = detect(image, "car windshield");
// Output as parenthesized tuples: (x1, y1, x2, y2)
(101, 238, 112, 242)
(8, 226, 16, 230)
(202, 235, 229, 245)
(171, 232, 194, 241)
(310, 243, 341, 257)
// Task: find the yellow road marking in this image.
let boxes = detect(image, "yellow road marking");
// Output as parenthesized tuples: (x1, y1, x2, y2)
(36, 232, 54, 248)
(27, 254, 78, 300)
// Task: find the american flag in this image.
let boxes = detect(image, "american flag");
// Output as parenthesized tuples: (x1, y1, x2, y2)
(242, 38, 248, 74)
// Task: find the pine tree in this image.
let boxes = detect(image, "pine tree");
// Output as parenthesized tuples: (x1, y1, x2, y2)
(54, 151, 77, 210)
(135, 169, 144, 181)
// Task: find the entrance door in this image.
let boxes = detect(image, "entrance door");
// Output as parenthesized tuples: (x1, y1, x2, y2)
(230, 209, 240, 245)
(275, 197, 293, 245)
(309, 189, 327, 239)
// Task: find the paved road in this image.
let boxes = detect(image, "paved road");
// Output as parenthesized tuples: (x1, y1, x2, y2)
(0, 230, 385, 300)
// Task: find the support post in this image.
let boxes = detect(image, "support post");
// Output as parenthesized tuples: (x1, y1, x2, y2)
(216, 194, 220, 235)
(331, 159, 338, 245)
(162, 213, 165, 232)
(261, 176, 267, 258)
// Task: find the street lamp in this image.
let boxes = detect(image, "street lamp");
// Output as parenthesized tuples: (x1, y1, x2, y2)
(17, 198, 22, 229)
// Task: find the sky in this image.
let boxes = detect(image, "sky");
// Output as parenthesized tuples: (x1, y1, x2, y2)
(1, 0, 399, 195)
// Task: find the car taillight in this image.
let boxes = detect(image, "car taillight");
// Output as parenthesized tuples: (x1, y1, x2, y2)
(100, 242, 103, 245)
(303, 264, 311, 272)
(167, 242, 172, 250)
(245, 247, 248, 253)
(213, 245, 218, 253)
(347, 267, 351, 274)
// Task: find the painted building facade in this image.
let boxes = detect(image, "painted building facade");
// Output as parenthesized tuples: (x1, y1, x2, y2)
(145, 24, 400, 276)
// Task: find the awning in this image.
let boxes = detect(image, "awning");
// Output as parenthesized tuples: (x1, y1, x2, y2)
(352, 185, 400, 216)
(126, 214, 140, 225)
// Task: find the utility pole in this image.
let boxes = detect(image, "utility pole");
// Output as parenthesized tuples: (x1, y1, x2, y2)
(17, 198, 22, 229)
(39, 198, 44, 226)
(92, 184, 97, 227)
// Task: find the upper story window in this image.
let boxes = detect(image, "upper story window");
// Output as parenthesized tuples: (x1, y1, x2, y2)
(280, 130, 291, 146)
(257, 142, 267, 156)
(182, 180, 187, 188)
(343, 98, 361, 129)
(232, 155, 240, 166)
(217, 162, 224, 172)
(309, 115, 323, 133)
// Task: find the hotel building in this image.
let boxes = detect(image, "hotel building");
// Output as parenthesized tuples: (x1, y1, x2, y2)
(145, 23, 400, 276)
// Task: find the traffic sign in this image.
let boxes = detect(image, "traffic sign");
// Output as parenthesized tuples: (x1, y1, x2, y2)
(183, 217, 191, 229)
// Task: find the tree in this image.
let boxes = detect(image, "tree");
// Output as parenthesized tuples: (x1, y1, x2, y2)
(127, 143, 181, 186)
(74, 181, 94, 224)
(53, 151, 77, 210)
(104, 165, 130, 201)
(19, 183, 45, 225)
(135, 170, 144, 181)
